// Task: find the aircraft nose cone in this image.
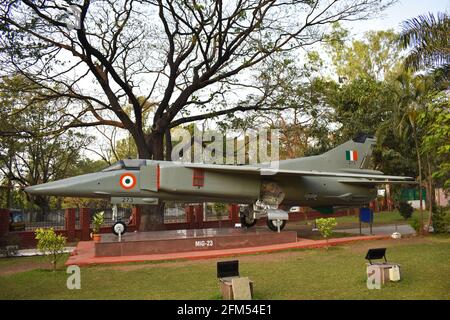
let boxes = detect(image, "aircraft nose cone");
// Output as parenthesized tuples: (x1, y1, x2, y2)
(25, 180, 71, 196)
(24, 184, 46, 195)
(24, 173, 104, 197)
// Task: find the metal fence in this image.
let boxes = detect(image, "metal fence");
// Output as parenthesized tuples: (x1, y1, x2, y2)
(164, 203, 187, 224)
(9, 207, 133, 232)
(85, 207, 132, 228)
(203, 203, 230, 221)
(10, 203, 232, 231)
(21, 210, 66, 231)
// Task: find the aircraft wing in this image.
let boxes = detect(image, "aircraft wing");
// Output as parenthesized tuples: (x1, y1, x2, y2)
(183, 164, 261, 174)
(183, 164, 416, 183)
(261, 168, 416, 182)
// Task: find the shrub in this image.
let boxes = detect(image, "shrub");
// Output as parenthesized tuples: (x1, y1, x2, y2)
(35, 228, 67, 271)
(316, 217, 337, 246)
(409, 217, 421, 233)
(432, 206, 448, 234)
(398, 201, 414, 220)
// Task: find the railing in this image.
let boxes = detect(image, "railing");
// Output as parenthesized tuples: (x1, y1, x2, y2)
(21, 210, 66, 231)
(164, 205, 187, 223)
(203, 203, 230, 221)
(204, 213, 230, 221)
(10, 207, 134, 232)
(88, 207, 132, 227)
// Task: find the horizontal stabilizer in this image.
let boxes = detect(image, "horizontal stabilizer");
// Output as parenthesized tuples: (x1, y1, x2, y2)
(338, 179, 418, 185)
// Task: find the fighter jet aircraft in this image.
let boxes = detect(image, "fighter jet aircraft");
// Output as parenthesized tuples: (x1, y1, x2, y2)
(25, 133, 415, 232)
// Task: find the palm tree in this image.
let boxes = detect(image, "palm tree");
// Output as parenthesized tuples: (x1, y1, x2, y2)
(400, 12, 449, 75)
(391, 71, 436, 234)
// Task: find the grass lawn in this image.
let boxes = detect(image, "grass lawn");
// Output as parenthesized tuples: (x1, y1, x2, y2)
(336, 210, 431, 225)
(0, 235, 449, 300)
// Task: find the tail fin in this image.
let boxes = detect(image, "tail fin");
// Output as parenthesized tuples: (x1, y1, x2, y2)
(279, 133, 376, 171)
(321, 133, 376, 170)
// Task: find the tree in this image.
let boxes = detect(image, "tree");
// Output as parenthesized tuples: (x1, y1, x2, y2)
(35, 228, 67, 271)
(400, 12, 449, 232)
(0, 0, 394, 230)
(217, 50, 334, 159)
(400, 12, 449, 76)
(390, 71, 437, 233)
(0, 76, 93, 214)
(314, 28, 406, 147)
(313, 28, 441, 218)
(418, 89, 450, 191)
(327, 25, 402, 81)
(418, 90, 450, 230)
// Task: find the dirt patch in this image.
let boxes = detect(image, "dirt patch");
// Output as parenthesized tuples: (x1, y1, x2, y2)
(0, 260, 50, 276)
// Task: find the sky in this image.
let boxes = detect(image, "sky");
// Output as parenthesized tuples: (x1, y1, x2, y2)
(345, 0, 449, 37)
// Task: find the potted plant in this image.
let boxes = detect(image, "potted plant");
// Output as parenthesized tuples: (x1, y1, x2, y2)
(92, 211, 104, 242)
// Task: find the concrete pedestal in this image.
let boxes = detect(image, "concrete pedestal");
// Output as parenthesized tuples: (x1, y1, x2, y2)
(95, 228, 298, 257)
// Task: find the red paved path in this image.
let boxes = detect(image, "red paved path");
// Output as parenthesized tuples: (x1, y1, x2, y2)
(66, 234, 390, 266)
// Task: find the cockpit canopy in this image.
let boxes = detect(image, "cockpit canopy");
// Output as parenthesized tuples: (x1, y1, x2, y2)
(102, 159, 147, 172)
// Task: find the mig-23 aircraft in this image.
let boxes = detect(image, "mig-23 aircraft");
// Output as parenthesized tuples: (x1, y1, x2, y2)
(25, 133, 415, 232)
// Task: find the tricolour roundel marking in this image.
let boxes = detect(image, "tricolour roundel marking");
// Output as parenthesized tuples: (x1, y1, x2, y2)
(119, 173, 137, 190)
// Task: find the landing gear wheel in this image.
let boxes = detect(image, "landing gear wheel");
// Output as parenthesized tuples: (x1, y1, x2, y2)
(240, 214, 258, 228)
(266, 219, 286, 232)
(112, 221, 127, 236)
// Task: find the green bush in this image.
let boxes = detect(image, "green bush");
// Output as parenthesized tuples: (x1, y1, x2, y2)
(35, 228, 67, 271)
(398, 201, 414, 220)
(432, 206, 448, 234)
(409, 217, 421, 233)
(316, 217, 337, 245)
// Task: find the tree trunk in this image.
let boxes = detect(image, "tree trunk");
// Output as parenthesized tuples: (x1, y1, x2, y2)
(6, 178, 12, 209)
(412, 128, 424, 235)
(426, 154, 433, 233)
(149, 131, 165, 161)
(34, 195, 50, 219)
(386, 183, 392, 211)
(165, 128, 172, 161)
(134, 131, 168, 231)
(138, 202, 166, 231)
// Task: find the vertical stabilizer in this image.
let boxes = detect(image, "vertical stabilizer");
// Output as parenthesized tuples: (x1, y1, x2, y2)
(321, 133, 376, 170)
(278, 133, 377, 171)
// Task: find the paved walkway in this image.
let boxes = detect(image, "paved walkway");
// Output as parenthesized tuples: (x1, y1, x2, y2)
(337, 224, 415, 236)
(0, 247, 75, 258)
(66, 234, 390, 266)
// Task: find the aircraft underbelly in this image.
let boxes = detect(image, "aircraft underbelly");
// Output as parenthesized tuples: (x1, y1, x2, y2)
(279, 176, 376, 206)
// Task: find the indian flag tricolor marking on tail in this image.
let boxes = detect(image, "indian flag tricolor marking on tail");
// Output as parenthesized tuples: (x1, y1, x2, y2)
(345, 150, 358, 161)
